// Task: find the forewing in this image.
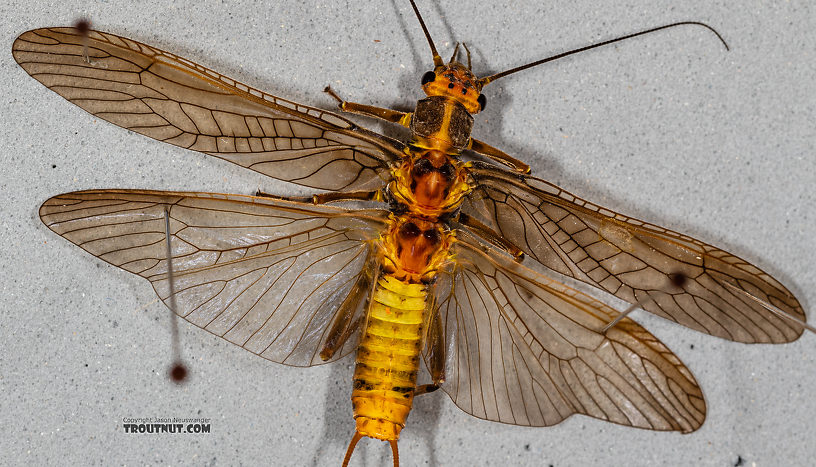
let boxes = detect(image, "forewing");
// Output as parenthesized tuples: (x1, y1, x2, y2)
(40, 190, 389, 366)
(13, 27, 401, 191)
(429, 237, 706, 432)
(466, 163, 805, 343)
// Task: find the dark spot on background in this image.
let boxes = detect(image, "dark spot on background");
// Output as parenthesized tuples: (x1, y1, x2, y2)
(170, 363, 187, 383)
(734, 456, 744, 467)
(74, 19, 90, 34)
(669, 272, 687, 288)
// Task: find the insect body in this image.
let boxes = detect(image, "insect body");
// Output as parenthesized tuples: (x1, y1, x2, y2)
(13, 1, 809, 466)
(342, 52, 486, 461)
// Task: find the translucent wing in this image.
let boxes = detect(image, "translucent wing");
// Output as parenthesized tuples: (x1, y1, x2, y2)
(13, 27, 401, 191)
(465, 162, 805, 343)
(40, 190, 389, 366)
(428, 235, 706, 432)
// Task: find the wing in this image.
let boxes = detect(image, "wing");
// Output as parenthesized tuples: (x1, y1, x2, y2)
(40, 189, 390, 367)
(13, 27, 401, 191)
(428, 235, 705, 432)
(464, 162, 805, 343)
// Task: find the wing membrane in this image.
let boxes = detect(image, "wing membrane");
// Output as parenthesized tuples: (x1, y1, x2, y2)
(40, 190, 389, 366)
(429, 235, 705, 432)
(14, 27, 401, 191)
(466, 162, 805, 343)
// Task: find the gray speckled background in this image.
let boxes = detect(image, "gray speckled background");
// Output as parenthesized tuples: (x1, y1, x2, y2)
(1, 0, 814, 466)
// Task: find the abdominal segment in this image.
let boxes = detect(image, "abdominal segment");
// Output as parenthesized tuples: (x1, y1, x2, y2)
(351, 275, 427, 440)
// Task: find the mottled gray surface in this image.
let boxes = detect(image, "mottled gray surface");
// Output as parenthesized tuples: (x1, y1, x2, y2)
(1, 0, 814, 466)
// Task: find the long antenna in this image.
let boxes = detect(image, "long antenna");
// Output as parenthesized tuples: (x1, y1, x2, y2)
(408, 0, 443, 67)
(479, 21, 729, 86)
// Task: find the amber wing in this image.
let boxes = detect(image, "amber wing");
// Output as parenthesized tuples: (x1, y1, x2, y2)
(466, 162, 805, 343)
(13, 27, 401, 191)
(429, 234, 706, 432)
(39, 190, 389, 366)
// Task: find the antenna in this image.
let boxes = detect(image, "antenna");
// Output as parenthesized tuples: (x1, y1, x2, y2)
(408, 0, 443, 67)
(479, 22, 729, 87)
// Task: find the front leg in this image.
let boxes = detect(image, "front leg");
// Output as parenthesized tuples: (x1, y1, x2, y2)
(468, 138, 530, 173)
(456, 212, 525, 261)
(325, 86, 412, 127)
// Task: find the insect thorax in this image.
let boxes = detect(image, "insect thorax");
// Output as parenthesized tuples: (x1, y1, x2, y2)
(410, 96, 474, 152)
(379, 215, 453, 284)
(388, 153, 472, 219)
(389, 98, 475, 219)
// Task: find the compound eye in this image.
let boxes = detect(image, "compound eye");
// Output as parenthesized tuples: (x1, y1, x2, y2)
(438, 162, 455, 180)
(477, 94, 487, 111)
(421, 71, 436, 85)
(400, 222, 420, 238)
(413, 157, 433, 176)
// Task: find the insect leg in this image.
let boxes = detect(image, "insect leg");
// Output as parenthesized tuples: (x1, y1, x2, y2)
(254, 189, 384, 205)
(456, 212, 525, 261)
(468, 138, 530, 173)
(325, 86, 412, 127)
(416, 309, 445, 396)
(319, 266, 373, 361)
(414, 384, 440, 396)
(311, 190, 385, 204)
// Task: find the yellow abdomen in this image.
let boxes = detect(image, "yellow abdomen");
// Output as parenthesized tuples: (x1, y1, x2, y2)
(351, 275, 428, 441)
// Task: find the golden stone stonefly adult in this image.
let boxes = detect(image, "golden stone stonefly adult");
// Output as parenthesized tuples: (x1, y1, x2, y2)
(13, 1, 810, 466)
